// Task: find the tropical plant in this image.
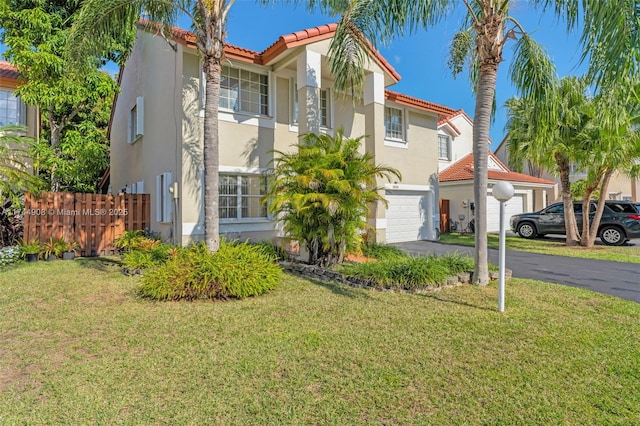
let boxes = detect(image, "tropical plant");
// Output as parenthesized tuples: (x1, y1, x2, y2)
(138, 241, 282, 301)
(506, 76, 593, 246)
(0, 245, 21, 268)
(266, 130, 401, 266)
(18, 236, 41, 257)
(42, 237, 64, 259)
(0, 3, 129, 193)
(315, 0, 638, 284)
(0, 197, 24, 247)
(68, 0, 235, 251)
(0, 125, 44, 205)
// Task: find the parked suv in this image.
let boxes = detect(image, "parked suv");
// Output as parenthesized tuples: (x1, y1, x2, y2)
(510, 200, 640, 246)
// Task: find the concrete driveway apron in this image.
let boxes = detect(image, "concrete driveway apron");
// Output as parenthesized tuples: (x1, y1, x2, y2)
(392, 241, 640, 303)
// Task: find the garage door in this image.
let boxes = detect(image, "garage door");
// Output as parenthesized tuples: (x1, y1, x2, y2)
(385, 190, 432, 243)
(487, 194, 524, 232)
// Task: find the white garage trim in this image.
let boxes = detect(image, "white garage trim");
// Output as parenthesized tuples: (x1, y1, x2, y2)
(385, 188, 437, 243)
(486, 194, 524, 233)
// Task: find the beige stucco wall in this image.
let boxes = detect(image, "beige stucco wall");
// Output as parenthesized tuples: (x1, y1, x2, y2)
(110, 31, 183, 242)
(438, 114, 474, 172)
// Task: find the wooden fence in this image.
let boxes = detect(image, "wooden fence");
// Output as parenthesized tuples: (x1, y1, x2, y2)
(23, 192, 150, 256)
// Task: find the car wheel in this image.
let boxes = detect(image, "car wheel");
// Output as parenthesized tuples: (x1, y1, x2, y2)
(517, 222, 537, 239)
(599, 226, 626, 246)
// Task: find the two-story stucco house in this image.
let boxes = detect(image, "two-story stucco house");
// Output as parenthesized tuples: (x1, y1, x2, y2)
(436, 110, 557, 233)
(108, 22, 461, 246)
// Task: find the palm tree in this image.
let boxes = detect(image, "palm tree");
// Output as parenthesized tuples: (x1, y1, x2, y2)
(266, 129, 401, 266)
(322, 0, 638, 284)
(506, 76, 592, 246)
(68, 0, 235, 252)
(577, 84, 640, 247)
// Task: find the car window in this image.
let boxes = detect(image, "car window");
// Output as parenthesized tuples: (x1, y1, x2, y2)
(545, 204, 564, 214)
(607, 203, 637, 213)
(573, 204, 582, 213)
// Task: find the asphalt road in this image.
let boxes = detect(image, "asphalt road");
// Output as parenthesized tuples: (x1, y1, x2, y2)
(393, 240, 640, 303)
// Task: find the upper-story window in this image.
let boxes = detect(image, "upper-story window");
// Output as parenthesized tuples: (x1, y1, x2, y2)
(220, 66, 269, 115)
(384, 106, 405, 141)
(0, 89, 25, 127)
(438, 134, 451, 160)
(291, 81, 330, 128)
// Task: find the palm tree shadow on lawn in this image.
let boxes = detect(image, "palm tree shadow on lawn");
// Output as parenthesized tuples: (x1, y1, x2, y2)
(75, 256, 122, 273)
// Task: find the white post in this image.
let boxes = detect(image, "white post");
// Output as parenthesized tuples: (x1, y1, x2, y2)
(498, 200, 506, 312)
(492, 181, 515, 313)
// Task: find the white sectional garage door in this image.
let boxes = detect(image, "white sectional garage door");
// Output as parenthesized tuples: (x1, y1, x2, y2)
(385, 190, 432, 243)
(486, 194, 524, 232)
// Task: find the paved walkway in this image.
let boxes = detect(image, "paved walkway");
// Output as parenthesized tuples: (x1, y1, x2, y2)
(392, 241, 640, 303)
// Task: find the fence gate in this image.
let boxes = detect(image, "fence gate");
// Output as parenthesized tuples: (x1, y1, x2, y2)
(23, 192, 150, 256)
(439, 199, 450, 233)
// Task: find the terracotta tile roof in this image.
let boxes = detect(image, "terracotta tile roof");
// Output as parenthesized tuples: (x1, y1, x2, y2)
(440, 152, 556, 186)
(385, 90, 456, 116)
(141, 20, 400, 81)
(0, 61, 21, 87)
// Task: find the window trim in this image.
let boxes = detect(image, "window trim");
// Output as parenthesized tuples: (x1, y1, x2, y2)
(384, 105, 407, 144)
(0, 89, 26, 127)
(438, 134, 452, 160)
(128, 96, 144, 144)
(290, 79, 332, 130)
(219, 173, 268, 222)
(156, 172, 172, 223)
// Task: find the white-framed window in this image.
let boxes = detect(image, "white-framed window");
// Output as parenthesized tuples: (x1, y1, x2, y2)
(219, 174, 267, 220)
(219, 65, 269, 115)
(128, 96, 144, 143)
(438, 134, 451, 160)
(291, 80, 330, 128)
(0, 89, 25, 126)
(384, 106, 405, 141)
(156, 172, 172, 223)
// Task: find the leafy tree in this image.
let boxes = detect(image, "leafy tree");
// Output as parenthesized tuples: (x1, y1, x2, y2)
(570, 180, 598, 201)
(314, 0, 638, 284)
(0, 0, 131, 192)
(68, 0, 235, 253)
(266, 130, 401, 266)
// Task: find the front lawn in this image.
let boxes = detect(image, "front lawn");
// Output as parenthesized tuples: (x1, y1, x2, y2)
(440, 232, 640, 263)
(1, 259, 638, 424)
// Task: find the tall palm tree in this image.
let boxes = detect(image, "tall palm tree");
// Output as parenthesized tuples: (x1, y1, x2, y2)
(506, 76, 592, 246)
(68, 0, 235, 252)
(322, 0, 638, 284)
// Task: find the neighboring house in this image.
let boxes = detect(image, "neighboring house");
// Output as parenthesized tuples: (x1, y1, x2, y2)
(437, 109, 475, 172)
(495, 136, 639, 202)
(439, 151, 557, 233)
(108, 23, 458, 246)
(0, 61, 38, 137)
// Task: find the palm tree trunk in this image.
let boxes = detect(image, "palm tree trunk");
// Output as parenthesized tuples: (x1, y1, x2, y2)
(203, 55, 221, 252)
(472, 67, 496, 285)
(585, 169, 614, 247)
(555, 153, 579, 245)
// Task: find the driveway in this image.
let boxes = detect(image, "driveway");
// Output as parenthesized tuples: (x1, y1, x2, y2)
(392, 240, 640, 303)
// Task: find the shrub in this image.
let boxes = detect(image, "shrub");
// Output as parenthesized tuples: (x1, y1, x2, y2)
(338, 253, 474, 290)
(360, 242, 407, 261)
(121, 241, 171, 272)
(138, 241, 282, 301)
(250, 240, 287, 262)
(0, 245, 21, 268)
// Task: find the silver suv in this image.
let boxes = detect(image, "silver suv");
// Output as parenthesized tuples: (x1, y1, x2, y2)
(510, 201, 640, 246)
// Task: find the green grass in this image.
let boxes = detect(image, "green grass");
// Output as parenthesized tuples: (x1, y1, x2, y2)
(440, 232, 640, 263)
(1, 259, 639, 424)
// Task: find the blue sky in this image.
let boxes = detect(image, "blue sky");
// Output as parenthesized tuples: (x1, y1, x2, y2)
(215, 1, 588, 150)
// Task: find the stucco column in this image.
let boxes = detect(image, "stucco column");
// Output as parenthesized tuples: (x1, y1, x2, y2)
(296, 49, 321, 135)
(363, 72, 386, 243)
